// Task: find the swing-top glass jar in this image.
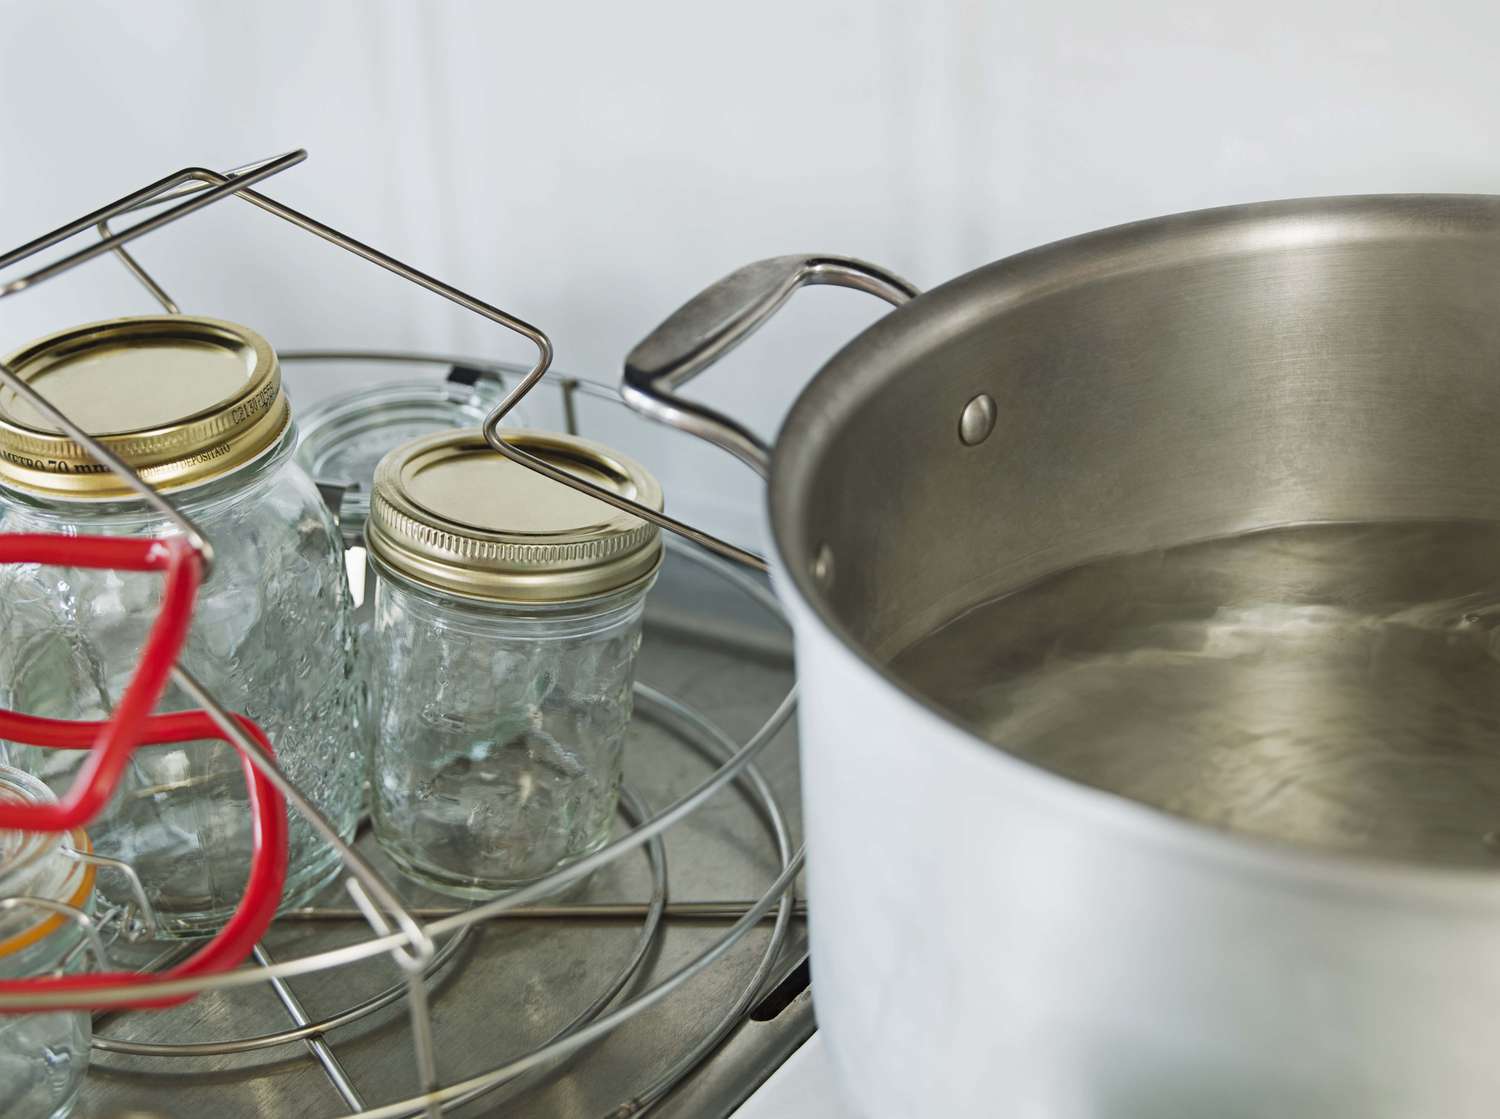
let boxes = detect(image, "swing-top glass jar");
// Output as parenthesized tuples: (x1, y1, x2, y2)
(365, 429, 662, 897)
(0, 316, 361, 936)
(0, 765, 94, 1119)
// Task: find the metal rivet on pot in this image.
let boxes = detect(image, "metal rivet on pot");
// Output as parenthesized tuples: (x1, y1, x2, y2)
(811, 544, 834, 587)
(958, 393, 997, 446)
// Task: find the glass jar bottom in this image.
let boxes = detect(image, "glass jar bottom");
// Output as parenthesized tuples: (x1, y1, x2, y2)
(0, 1009, 89, 1119)
(378, 832, 608, 901)
(126, 834, 348, 939)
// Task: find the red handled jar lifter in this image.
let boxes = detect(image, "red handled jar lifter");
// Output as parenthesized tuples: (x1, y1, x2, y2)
(0, 533, 288, 1011)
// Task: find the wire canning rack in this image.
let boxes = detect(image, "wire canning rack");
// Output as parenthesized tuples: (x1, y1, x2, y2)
(0, 150, 802, 1117)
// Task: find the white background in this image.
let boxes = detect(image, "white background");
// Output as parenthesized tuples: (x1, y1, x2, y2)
(1, 0, 1496, 545)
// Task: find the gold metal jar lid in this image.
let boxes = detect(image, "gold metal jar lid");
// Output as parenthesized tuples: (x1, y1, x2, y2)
(0, 315, 289, 499)
(367, 429, 664, 604)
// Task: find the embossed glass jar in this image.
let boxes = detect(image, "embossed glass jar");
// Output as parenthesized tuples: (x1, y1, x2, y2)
(0, 316, 361, 936)
(365, 429, 661, 897)
(293, 372, 516, 551)
(0, 765, 94, 1119)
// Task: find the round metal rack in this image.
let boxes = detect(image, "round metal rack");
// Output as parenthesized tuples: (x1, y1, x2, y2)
(0, 151, 804, 1117)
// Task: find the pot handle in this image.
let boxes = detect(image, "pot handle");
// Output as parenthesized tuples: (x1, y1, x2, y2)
(481, 255, 918, 572)
(622, 255, 919, 475)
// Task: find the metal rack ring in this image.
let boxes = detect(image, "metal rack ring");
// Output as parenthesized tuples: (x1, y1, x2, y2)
(92, 780, 669, 1059)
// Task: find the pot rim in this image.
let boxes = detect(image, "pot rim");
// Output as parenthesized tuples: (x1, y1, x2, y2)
(768, 191, 1500, 901)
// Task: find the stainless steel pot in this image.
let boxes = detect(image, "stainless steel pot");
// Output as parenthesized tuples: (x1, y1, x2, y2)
(625, 197, 1500, 1117)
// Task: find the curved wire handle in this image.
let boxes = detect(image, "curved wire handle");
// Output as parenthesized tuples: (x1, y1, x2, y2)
(0, 148, 555, 576)
(479, 255, 918, 572)
(60, 846, 159, 941)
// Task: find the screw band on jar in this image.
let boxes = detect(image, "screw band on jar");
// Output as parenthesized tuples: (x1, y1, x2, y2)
(365, 428, 664, 604)
(0, 315, 289, 499)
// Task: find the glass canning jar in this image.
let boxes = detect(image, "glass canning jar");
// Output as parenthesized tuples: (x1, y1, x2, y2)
(0, 316, 361, 936)
(293, 373, 514, 550)
(364, 429, 662, 897)
(292, 373, 528, 742)
(0, 765, 95, 1119)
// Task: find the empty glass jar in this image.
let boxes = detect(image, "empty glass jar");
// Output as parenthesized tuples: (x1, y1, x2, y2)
(292, 371, 517, 550)
(0, 316, 361, 936)
(365, 429, 662, 897)
(0, 765, 94, 1119)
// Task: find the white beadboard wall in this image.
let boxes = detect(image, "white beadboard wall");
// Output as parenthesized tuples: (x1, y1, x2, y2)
(1, 0, 1497, 547)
